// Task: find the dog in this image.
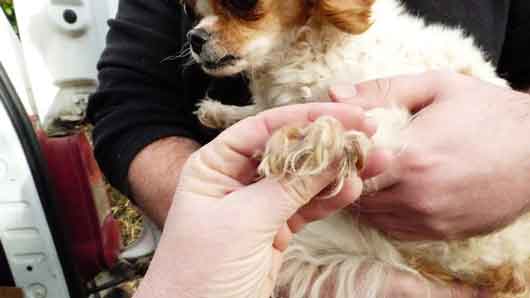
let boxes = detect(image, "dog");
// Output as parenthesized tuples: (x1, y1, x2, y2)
(182, 0, 530, 297)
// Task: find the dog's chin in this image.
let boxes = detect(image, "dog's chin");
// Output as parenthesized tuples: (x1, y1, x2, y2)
(201, 58, 248, 77)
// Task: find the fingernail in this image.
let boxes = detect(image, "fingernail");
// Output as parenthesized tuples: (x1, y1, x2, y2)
(330, 84, 357, 101)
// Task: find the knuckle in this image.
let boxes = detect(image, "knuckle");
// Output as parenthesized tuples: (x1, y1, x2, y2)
(422, 215, 456, 239)
(373, 77, 393, 97)
(429, 221, 454, 240)
(398, 147, 440, 176)
(253, 113, 273, 137)
(410, 195, 438, 216)
(325, 194, 352, 210)
(356, 78, 390, 103)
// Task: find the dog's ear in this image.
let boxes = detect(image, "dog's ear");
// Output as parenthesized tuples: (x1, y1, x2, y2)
(314, 0, 374, 34)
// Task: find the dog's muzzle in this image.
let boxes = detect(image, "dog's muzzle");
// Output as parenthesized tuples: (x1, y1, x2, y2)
(188, 28, 210, 55)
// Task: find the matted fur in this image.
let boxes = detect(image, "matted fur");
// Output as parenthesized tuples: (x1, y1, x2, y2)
(257, 116, 372, 198)
(187, 0, 530, 297)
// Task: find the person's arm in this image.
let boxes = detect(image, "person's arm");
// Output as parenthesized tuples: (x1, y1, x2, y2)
(128, 137, 199, 226)
(87, 0, 213, 226)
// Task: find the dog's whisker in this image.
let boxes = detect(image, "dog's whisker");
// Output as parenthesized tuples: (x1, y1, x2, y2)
(161, 42, 192, 63)
(161, 54, 186, 63)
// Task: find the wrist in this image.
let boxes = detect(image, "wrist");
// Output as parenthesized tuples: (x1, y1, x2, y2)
(128, 136, 199, 226)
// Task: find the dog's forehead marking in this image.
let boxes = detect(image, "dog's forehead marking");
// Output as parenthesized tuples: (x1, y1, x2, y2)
(196, 0, 214, 16)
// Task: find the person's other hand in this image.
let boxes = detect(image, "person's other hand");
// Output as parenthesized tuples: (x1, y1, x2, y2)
(133, 103, 386, 298)
(330, 71, 530, 241)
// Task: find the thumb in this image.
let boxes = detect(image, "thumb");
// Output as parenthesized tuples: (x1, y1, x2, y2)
(238, 165, 341, 227)
(329, 71, 451, 112)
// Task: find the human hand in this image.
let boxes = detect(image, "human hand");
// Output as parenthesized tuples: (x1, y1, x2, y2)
(330, 71, 530, 241)
(133, 103, 386, 298)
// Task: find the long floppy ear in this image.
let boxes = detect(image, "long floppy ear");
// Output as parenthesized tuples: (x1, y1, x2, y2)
(316, 0, 374, 34)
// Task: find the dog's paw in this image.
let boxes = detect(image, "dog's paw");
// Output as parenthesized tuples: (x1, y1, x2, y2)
(195, 99, 261, 129)
(195, 99, 233, 129)
(258, 116, 371, 197)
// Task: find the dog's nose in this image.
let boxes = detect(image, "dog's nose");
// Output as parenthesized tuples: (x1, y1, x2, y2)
(188, 29, 209, 55)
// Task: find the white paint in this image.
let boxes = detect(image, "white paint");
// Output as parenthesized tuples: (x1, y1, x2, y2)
(0, 98, 70, 298)
(0, 158, 7, 182)
(0, 11, 35, 116)
(14, 0, 115, 133)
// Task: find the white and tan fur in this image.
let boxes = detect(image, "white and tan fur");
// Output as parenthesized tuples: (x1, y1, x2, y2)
(184, 0, 530, 297)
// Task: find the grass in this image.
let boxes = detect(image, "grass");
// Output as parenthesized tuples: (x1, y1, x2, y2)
(107, 186, 144, 294)
(107, 186, 144, 247)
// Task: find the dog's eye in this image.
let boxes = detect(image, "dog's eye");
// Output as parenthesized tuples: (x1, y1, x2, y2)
(225, 0, 258, 12)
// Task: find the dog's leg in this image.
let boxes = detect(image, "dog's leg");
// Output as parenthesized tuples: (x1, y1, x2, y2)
(195, 98, 261, 129)
(258, 116, 372, 197)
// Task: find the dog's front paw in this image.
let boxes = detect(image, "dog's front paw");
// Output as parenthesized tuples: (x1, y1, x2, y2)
(195, 99, 261, 129)
(258, 116, 372, 197)
(195, 99, 233, 129)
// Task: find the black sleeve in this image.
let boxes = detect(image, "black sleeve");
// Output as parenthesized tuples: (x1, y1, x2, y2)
(86, 0, 212, 196)
(498, 0, 530, 90)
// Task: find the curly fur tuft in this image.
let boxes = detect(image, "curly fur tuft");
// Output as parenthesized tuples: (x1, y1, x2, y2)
(257, 116, 371, 197)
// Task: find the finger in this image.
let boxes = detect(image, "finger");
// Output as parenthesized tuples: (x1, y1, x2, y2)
(286, 149, 391, 233)
(288, 175, 364, 232)
(198, 103, 373, 184)
(356, 189, 402, 213)
(360, 149, 393, 179)
(257, 248, 283, 298)
(361, 155, 403, 194)
(273, 223, 293, 251)
(329, 71, 448, 112)
(239, 162, 342, 226)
